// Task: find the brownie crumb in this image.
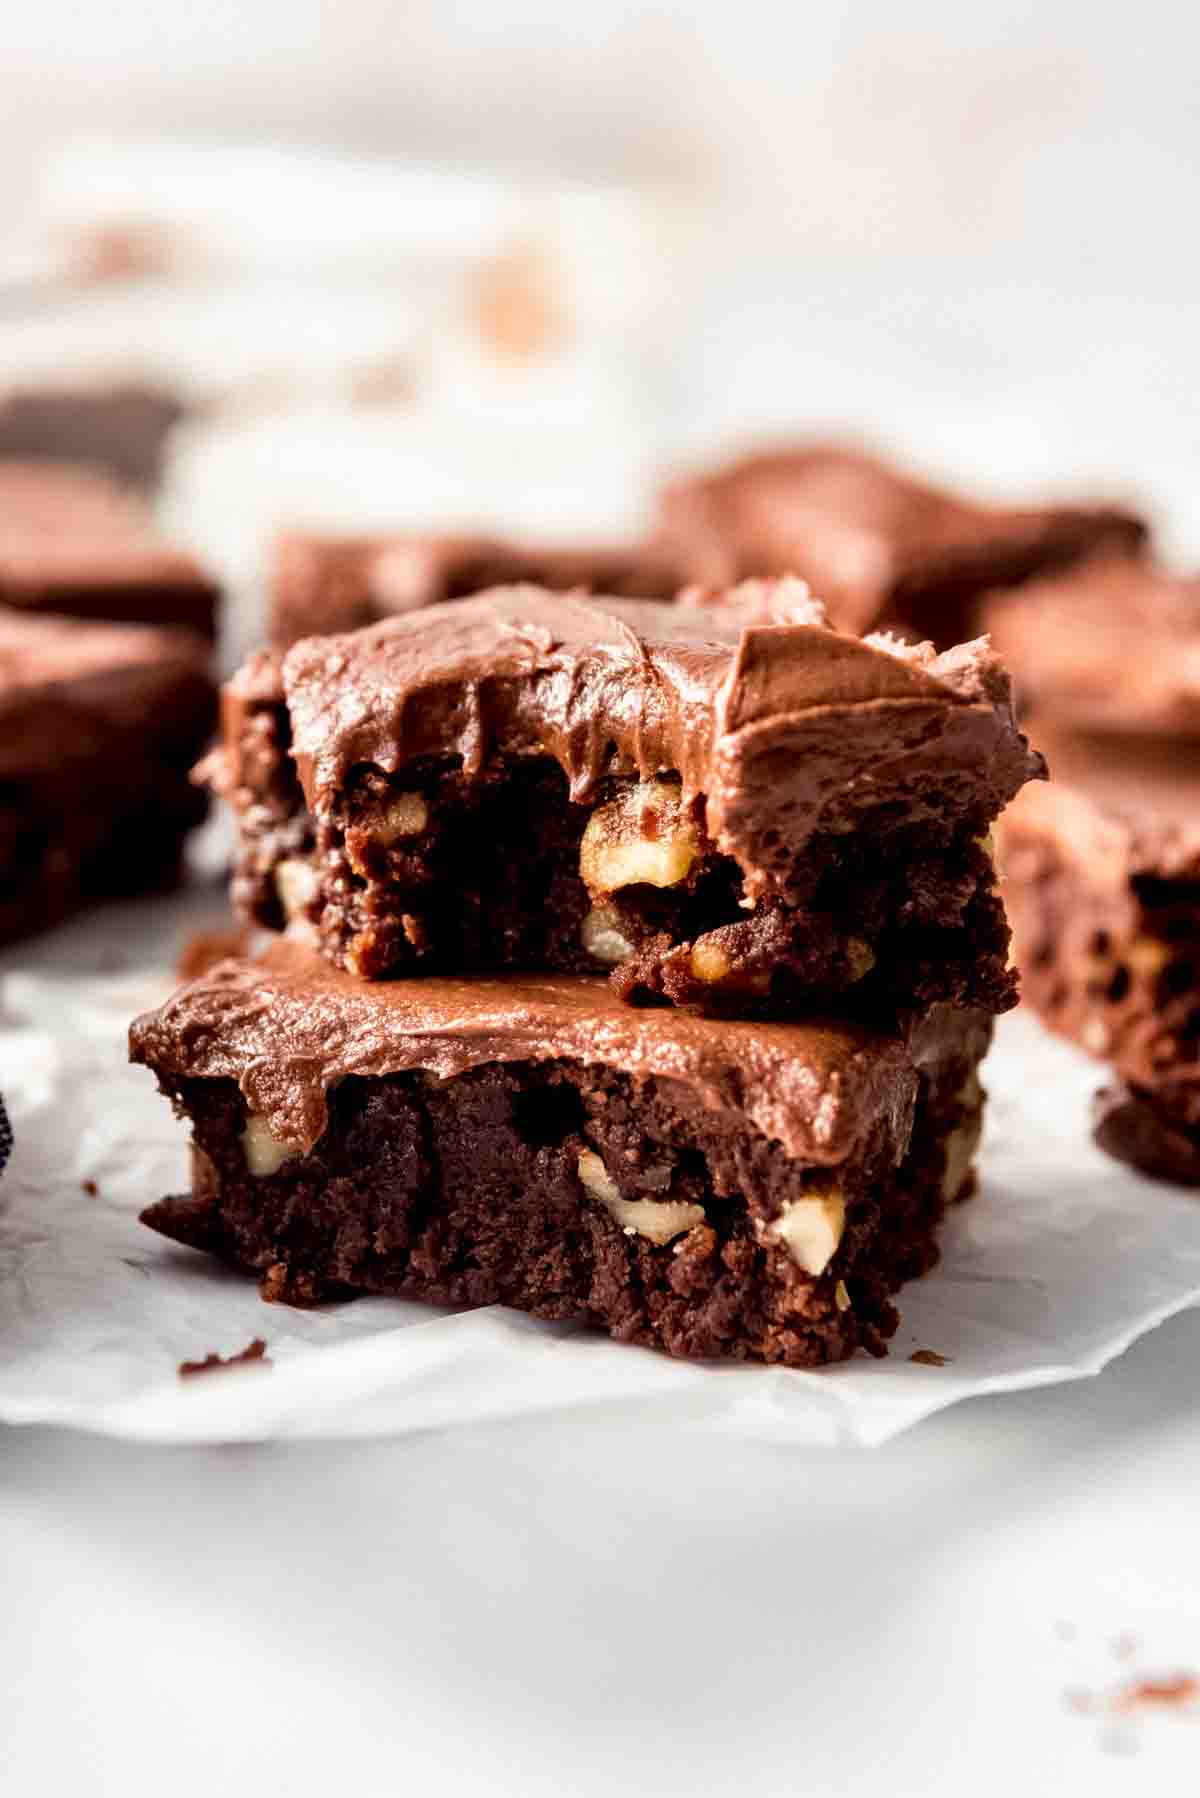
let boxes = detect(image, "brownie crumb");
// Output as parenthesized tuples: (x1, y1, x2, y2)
(178, 1337, 270, 1379)
(1115, 1673, 1199, 1712)
(81, 1178, 98, 1197)
(910, 1348, 951, 1366)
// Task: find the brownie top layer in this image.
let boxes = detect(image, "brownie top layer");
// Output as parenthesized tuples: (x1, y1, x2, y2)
(1002, 718, 1200, 885)
(230, 582, 1042, 900)
(0, 460, 212, 601)
(658, 441, 1147, 637)
(269, 527, 697, 648)
(129, 939, 982, 1163)
(0, 604, 213, 775)
(986, 558, 1200, 735)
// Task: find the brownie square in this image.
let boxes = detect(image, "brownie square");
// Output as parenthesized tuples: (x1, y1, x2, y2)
(130, 943, 992, 1366)
(984, 557, 1200, 733)
(0, 606, 215, 943)
(658, 442, 1147, 645)
(0, 381, 184, 491)
(267, 527, 698, 650)
(203, 582, 1042, 1025)
(0, 461, 218, 636)
(998, 722, 1200, 1182)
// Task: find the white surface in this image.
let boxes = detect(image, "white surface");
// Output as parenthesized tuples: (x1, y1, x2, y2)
(4, 1316, 1200, 1796)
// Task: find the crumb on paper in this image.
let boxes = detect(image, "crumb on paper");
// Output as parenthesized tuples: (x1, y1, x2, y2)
(178, 1338, 270, 1380)
(81, 1178, 98, 1198)
(1110, 1631, 1140, 1662)
(1115, 1673, 1199, 1712)
(910, 1348, 951, 1367)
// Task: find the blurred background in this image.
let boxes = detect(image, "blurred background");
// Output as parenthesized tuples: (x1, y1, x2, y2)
(3, 1, 1197, 654)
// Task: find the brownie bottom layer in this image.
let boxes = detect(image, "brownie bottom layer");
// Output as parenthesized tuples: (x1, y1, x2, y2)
(143, 1042, 984, 1368)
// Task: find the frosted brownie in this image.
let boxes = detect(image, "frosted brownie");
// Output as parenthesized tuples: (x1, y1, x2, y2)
(0, 461, 218, 635)
(985, 558, 1200, 733)
(658, 442, 1147, 645)
(0, 607, 214, 943)
(203, 583, 1043, 1022)
(130, 944, 991, 1366)
(268, 528, 695, 650)
(999, 723, 1200, 1182)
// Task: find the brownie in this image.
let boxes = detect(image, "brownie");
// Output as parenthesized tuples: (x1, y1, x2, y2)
(0, 607, 216, 943)
(202, 582, 1042, 1023)
(985, 558, 1200, 732)
(129, 943, 992, 1366)
(1093, 1083, 1200, 1187)
(998, 722, 1200, 1182)
(0, 382, 185, 491)
(0, 461, 218, 636)
(657, 442, 1147, 645)
(268, 528, 698, 650)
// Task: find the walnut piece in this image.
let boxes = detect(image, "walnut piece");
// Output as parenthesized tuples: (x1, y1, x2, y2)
(581, 905, 635, 966)
(576, 1148, 705, 1245)
(275, 857, 319, 921)
(579, 777, 698, 896)
(378, 791, 429, 842)
(764, 1187, 846, 1276)
(241, 1114, 302, 1178)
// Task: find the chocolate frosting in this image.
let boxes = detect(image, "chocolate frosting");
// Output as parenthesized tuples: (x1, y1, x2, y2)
(985, 559, 1200, 734)
(219, 582, 1042, 904)
(129, 938, 974, 1164)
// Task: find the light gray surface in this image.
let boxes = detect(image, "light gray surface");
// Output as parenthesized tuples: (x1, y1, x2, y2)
(4, 1306, 1200, 1795)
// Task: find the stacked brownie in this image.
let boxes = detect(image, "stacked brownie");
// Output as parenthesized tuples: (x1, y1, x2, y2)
(132, 576, 1042, 1365)
(995, 559, 1200, 1182)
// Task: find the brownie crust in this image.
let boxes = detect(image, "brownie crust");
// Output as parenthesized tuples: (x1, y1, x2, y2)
(131, 946, 991, 1366)
(204, 583, 1042, 1024)
(658, 441, 1147, 645)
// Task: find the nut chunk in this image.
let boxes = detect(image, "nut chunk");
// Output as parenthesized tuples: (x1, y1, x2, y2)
(203, 583, 1043, 1026)
(130, 941, 993, 1368)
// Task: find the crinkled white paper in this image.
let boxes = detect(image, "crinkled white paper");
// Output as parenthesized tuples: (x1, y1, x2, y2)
(3, 957, 1200, 1448)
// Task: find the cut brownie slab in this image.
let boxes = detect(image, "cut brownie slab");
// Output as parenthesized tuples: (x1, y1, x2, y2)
(0, 461, 218, 635)
(0, 381, 185, 491)
(130, 943, 992, 1366)
(203, 583, 1043, 1023)
(999, 722, 1200, 1182)
(0, 607, 215, 943)
(984, 558, 1200, 733)
(268, 527, 698, 650)
(658, 441, 1147, 645)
